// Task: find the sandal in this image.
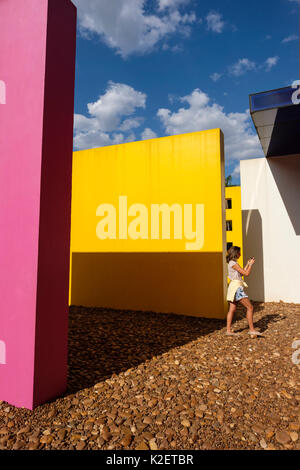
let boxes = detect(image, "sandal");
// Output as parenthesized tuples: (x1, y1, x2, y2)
(248, 330, 264, 336)
(226, 331, 239, 336)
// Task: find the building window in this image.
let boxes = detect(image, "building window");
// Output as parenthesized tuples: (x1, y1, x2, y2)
(227, 242, 233, 251)
(226, 198, 232, 209)
(226, 220, 233, 231)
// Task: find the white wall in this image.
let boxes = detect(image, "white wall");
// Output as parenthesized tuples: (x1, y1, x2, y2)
(240, 156, 300, 303)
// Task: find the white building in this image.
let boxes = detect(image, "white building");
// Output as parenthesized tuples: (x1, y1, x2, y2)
(240, 87, 300, 303)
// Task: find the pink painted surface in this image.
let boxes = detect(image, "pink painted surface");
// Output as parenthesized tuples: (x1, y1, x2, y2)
(0, 0, 76, 409)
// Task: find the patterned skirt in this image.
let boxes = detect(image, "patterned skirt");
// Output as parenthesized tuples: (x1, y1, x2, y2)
(234, 286, 248, 301)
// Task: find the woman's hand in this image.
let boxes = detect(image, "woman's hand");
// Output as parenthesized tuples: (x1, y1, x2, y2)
(235, 258, 255, 277)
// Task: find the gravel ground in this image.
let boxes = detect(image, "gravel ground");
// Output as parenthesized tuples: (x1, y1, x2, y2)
(0, 301, 299, 451)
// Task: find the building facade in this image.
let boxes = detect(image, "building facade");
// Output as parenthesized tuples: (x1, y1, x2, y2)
(69, 130, 228, 319)
(225, 186, 244, 267)
(241, 156, 300, 303)
(241, 86, 300, 303)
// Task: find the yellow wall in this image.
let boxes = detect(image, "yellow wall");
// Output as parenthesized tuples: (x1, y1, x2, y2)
(225, 186, 243, 266)
(69, 130, 227, 318)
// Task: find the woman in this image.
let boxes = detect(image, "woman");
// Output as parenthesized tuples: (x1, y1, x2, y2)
(226, 246, 263, 336)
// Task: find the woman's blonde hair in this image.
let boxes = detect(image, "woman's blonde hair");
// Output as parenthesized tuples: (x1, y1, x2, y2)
(226, 246, 241, 264)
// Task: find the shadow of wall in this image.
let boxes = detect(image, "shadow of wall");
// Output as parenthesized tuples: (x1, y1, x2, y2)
(242, 209, 265, 301)
(70, 252, 226, 319)
(67, 304, 226, 394)
(268, 155, 300, 235)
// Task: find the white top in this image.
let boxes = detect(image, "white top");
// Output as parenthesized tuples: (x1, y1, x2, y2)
(228, 260, 242, 281)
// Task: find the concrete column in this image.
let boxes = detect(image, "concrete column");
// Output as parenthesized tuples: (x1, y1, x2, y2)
(0, 0, 77, 409)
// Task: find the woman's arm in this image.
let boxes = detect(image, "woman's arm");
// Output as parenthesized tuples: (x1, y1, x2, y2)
(233, 259, 255, 277)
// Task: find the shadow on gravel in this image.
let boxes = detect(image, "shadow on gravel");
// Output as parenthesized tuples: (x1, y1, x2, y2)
(66, 306, 225, 395)
(253, 313, 286, 333)
(234, 300, 285, 333)
(234, 301, 265, 320)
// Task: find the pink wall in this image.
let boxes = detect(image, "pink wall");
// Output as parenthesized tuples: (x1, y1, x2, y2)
(0, 0, 77, 409)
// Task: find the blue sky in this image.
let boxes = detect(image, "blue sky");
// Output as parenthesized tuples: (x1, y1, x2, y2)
(72, 0, 299, 183)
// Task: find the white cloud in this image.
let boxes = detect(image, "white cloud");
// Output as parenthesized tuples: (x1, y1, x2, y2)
(218, 56, 279, 80)
(141, 128, 158, 140)
(282, 34, 298, 43)
(119, 117, 144, 132)
(157, 88, 263, 162)
(74, 84, 264, 162)
(74, 81, 146, 150)
(210, 72, 223, 82)
(162, 43, 183, 52)
(158, 0, 191, 10)
(85, 81, 146, 132)
(206, 11, 225, 33)
(74, 130, 122, 151)
(232, 164, 240, 178)
(264, 56, 279, 71)
(228, 58, 256, 76)
(73, 0, 196, 58)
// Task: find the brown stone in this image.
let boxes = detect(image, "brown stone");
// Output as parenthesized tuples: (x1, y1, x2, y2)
(57, 429, 67, 441)
(276, 431, 291, 445)
(269, 413, 281, 425)
(48, 409, 57, 419)
(217, 410, 224, 425)
(289, 423, 300, 432)
(101, 427, 112, 441)
(40, 435, 53, 445)
(135, 441, 149, 450)
(28, 441, 40, 451)
(260, 438, 267, 449)
(143, 416, 152, 424)
(181, 419, 191, 428)
(252, 423, 265, 434)
(149, 439, 158, 450)
(76, 441, 86, 450)
(266, 429, 274, 439)
(13, 440, 26, 450)
(120, 434, 132, 447)
(199, 404, 207, 412)
(142, 432, 154, 441)
(290, 432, 298, 442)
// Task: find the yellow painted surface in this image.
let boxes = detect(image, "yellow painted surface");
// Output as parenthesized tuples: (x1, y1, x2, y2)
(69, 130, 227, 318)
(225, 186, 244, 267)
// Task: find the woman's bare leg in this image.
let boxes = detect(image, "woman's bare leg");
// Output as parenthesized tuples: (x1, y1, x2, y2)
(239, 297, 255, 331)
(227, 302, 237, 332)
